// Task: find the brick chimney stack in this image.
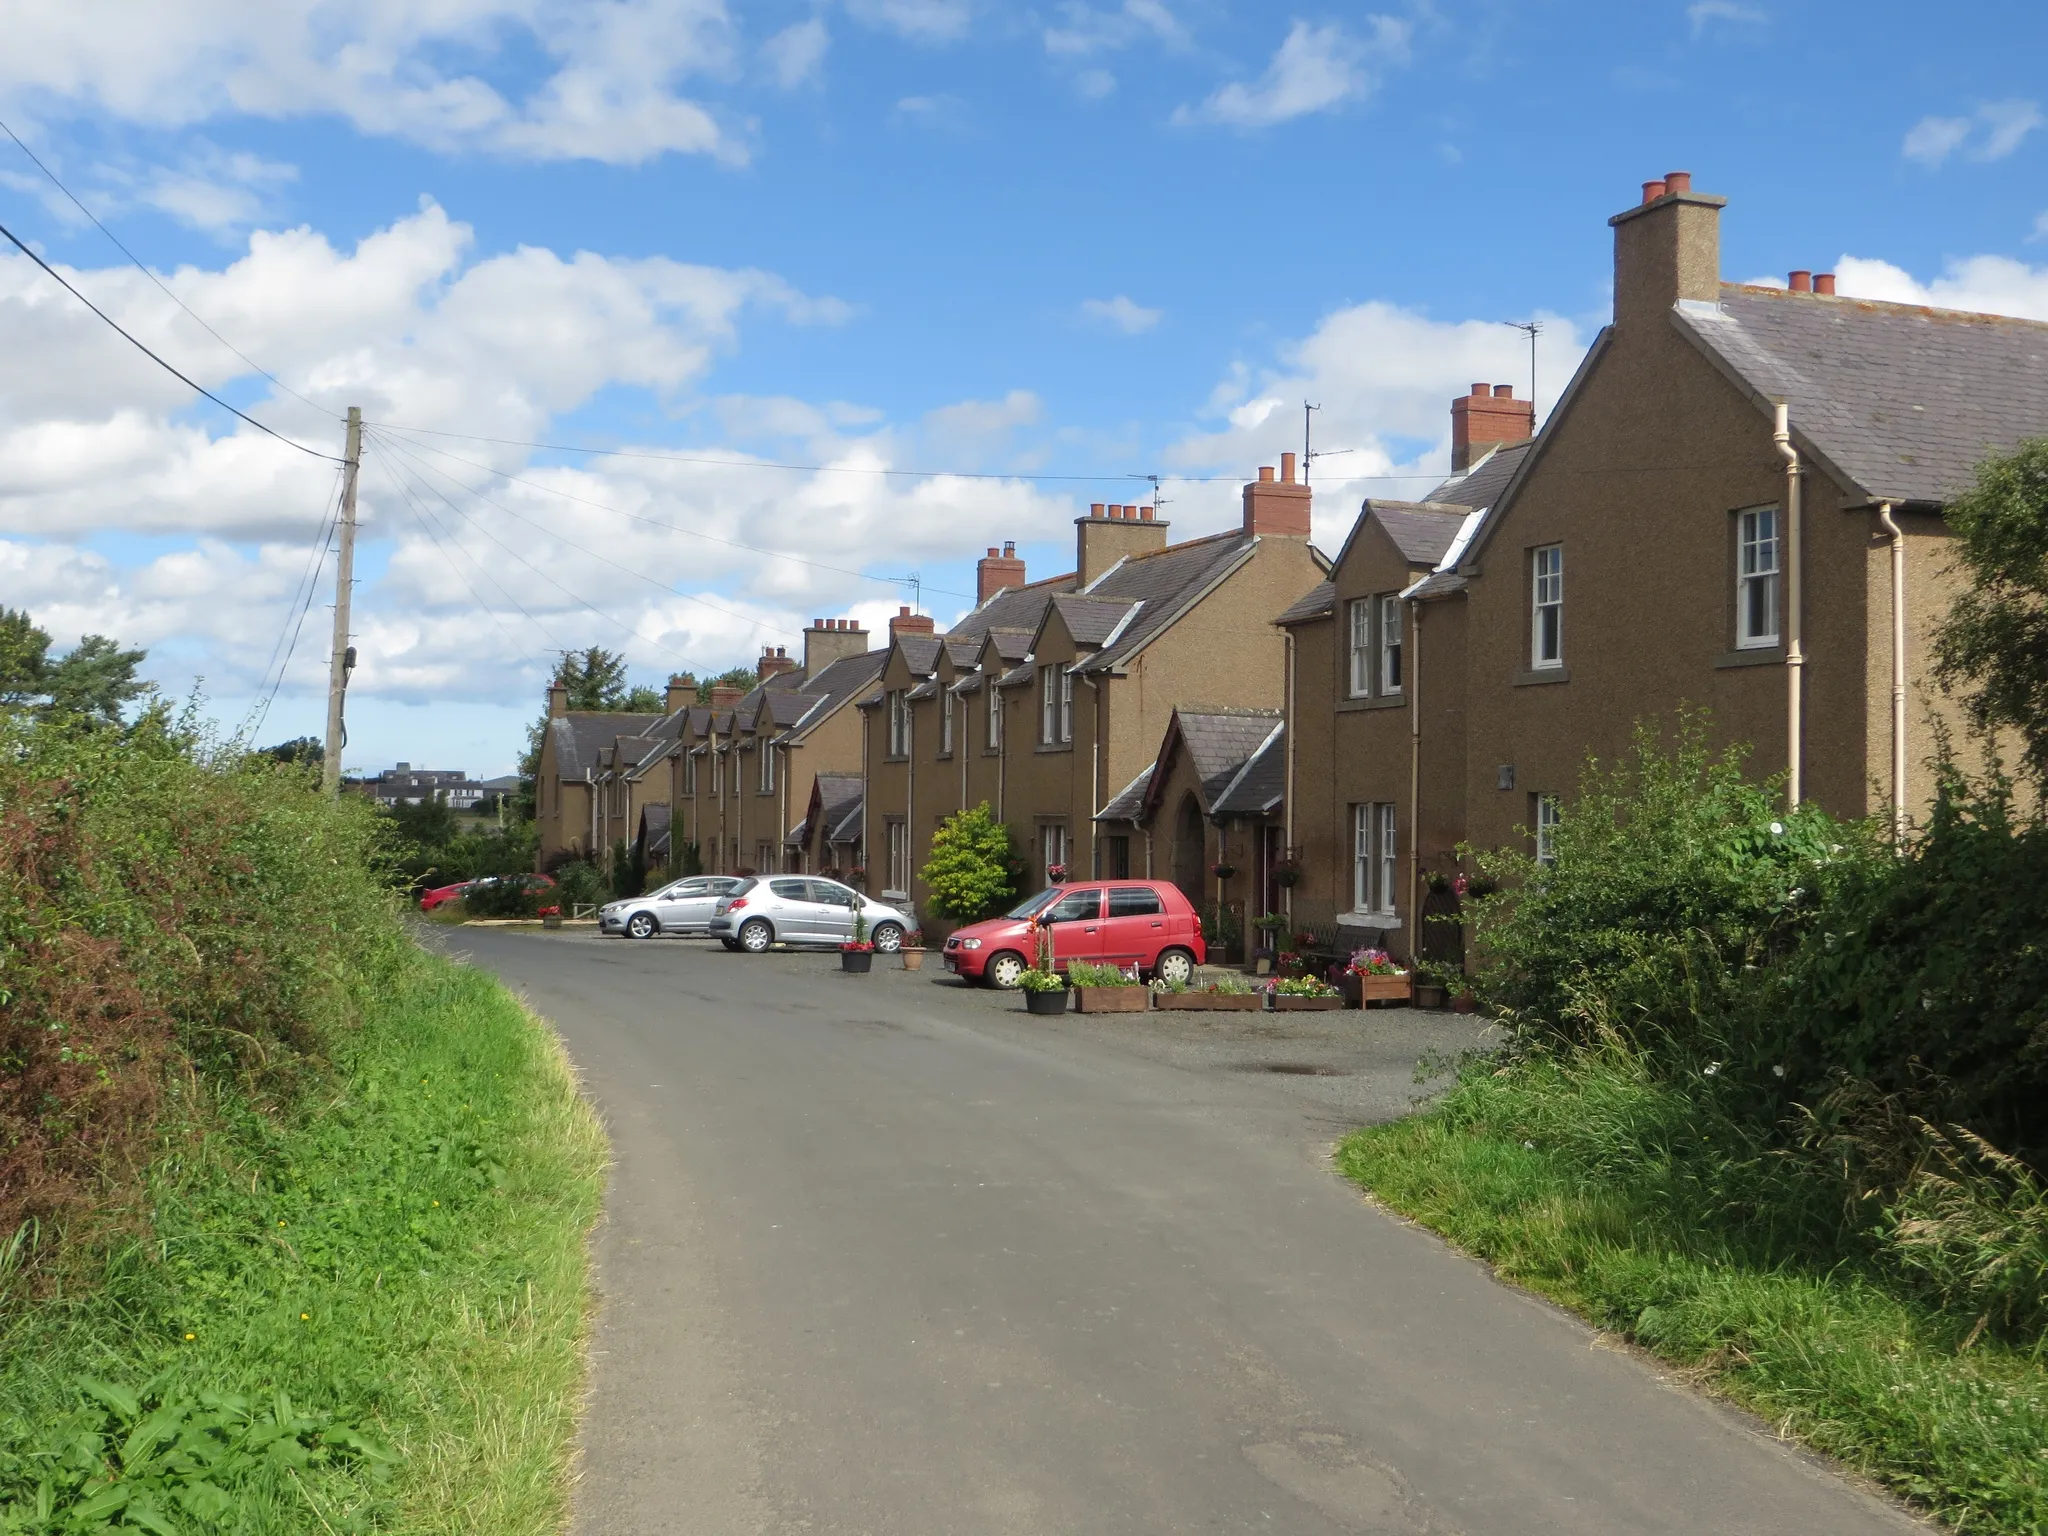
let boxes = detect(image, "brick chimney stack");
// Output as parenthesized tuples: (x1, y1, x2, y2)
(757, 645, 799, 684)
(1451, 383, 1536, 473)
(889, 605, 936, 637)
(977, 541, 1026, 603)
(548, 681, 568, 718)
(803, 616, 869, 678)
(1074, 502, 1170, 587)
(709, 685, 746, 709)
(1241, 455, 1312, 539)
(664, 672, 697, 714)
(1609, 168, 1725, 334)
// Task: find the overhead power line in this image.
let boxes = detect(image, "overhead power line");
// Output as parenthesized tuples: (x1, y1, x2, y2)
(0, 216, 344, 462)
(0, 114, 333, 423)
(246, 471, 346, 741)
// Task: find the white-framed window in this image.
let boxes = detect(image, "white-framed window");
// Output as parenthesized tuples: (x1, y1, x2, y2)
(758, 739, 775, 793)
(1378, 594, 1403, 695)
(683, 752, 697, 795)
(1350, 802, 1398, 913)
(887, 690, 909, 757)
(1534, 794, 1562, 865)
(886, 819, 909, 893)
(711, 746, 722, 793)
(1039, 664, 1070, 744)
(1736, 507, 1780, 649)
(1531, 544, 1564, 669)
(941, 689, 955, 754)
(986, 680, 1002, 749)
(1040, 821, 1069, 879)
(1347, 598, 1372, 697)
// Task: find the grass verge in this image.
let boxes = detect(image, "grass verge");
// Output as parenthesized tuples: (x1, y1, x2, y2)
(0, 952, 607, 1534)
(1336, 1063, 2048, 1534)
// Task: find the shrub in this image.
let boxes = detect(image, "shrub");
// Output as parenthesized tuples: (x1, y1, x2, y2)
(1066, 961, 1138, 987)
(921, 804, 1020, 920)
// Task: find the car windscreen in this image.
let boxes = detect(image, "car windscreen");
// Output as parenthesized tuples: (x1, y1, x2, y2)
(1005, 889, 1061, 920)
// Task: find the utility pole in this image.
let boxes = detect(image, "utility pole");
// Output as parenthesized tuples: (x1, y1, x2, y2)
(322, 405, 362, 794)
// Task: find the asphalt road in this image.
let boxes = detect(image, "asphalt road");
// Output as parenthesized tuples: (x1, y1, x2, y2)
(444, 927, 1923, 1536)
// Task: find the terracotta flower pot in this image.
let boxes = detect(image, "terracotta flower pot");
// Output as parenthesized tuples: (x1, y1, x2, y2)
(900, 947, 926, 972)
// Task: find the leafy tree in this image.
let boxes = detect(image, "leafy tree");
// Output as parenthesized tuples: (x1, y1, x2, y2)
(920, 803, 1021, 920)
(697, 666, 756, 703)
(388, 792, 459, 850)
(0, 607, 146, 728)
(260, 736, 324, 765)
(1933, 437, 2048, 789)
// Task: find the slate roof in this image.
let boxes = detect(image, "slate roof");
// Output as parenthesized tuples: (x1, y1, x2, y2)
(757, 689, 817, 731)
(1371, 503, 1470, 566)
(1145, 707, 1285, 817)
(1275, 579, 1336, 627)
(786, 651, 888, 739)
(1073, 533, 1259, 675)
(1425, 440, 1533, 512)
(547, 712, 666, 777)
(1095, 765, 1154, 823)
(948, 575, 1076, 650)
(637, 804, 671, 861)
(896, 633, 944, 675)
(1674, 284, 2048, 507)
(1211, 723, 1285, 817)
(812, 772, 863, 828)
(1051, 593, 1140, 646)
(983, 627, 1035, 664)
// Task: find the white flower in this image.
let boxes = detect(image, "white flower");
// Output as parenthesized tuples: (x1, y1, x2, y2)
(1772, 1065, 1786, 1079)
(1523, 1140, 1536, 1150)
(1703, 1062, 1721, 1077)
(1769, 821, 1785, 835)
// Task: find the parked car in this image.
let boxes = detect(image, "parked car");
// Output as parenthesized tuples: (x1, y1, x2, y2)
(943, 881, 1204, 988)
(599, 875, 745, 939)
(708, 877, 914, 954)
(418, 879, 475, 912)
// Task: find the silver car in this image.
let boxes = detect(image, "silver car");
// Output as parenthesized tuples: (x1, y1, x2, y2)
(599, 875, 745, 939)
(708, 877, 913, 954)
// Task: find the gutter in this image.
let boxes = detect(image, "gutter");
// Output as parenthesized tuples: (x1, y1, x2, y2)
(1773, 402, 1805, 807)
(1877, 502, 1907, 841)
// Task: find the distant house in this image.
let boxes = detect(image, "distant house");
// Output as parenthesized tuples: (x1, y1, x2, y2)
(361, 763, 485, 811)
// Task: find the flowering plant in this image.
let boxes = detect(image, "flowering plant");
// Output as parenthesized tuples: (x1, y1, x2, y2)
(1271, 856, 1302, 887)
(847, 866, 868, 887)
(1210, 861, 1237, 880)
(1346, 947, 1406, 977)
(840, 939, 876, 953)
(1267, 975, 1340, 997)
(1047, 863, 1068, 883)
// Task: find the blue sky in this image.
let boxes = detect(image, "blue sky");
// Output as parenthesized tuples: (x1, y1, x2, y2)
(2, 0, 2045, 775)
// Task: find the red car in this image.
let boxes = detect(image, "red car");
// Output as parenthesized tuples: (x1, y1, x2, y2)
(943, 880, 1204, 989)
(418, 879, 475, 912)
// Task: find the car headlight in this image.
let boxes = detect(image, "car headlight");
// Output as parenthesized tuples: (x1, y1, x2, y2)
(957, 937, 982, 950)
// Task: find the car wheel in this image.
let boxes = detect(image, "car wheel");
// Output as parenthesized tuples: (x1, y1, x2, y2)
(1153, 947, 1196, 988)
(627, 912, 658, 939)
(739, 918, 774, 953)
(985, 950, 1026, 990)
(870, 922, 903, 954)
(720, 937, 742, 951)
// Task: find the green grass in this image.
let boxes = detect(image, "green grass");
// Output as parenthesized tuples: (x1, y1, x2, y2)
(0, 953, 607, 1534)
(1337, 1064, 2048, 1534)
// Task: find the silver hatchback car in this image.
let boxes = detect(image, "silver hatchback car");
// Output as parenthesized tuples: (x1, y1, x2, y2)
(599, 875, 745, 939)
(708, 877, 913, 954)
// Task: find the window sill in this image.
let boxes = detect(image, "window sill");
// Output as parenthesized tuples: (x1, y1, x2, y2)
(1513, 665, 1571, 687)
(1336, 910, 1400, 928)
(1034, 742, 1075, 755)
(882, 754, 908, 764)
(1336, 694, 1406, 714)
(1715, 646, 1783, 669)
(881, 889, 909, 902)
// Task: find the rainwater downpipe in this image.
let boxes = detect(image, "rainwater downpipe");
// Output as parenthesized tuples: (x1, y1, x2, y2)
(1086, 674, 1102, 878)
(1773, 402, 1805, 807)
(905, 702, 915, 901)
(860, 711, 870, 879)
(1407, 601, 1423, 965)
(1877, 502, 1907, 842)
(1282, 629, 1297, 923)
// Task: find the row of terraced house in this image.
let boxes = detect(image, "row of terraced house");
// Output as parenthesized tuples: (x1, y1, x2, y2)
(533, 170, 2048, 964)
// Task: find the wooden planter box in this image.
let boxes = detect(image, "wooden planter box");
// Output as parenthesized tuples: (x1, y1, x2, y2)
(1358, 973, 1412, 1005)
(1074, 986, 1149, 1013)
(1153, 992, 1262, 1012)
(1270, 994, 1344, 1011)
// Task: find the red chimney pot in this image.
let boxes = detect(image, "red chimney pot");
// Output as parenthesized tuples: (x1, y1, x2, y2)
(1814, 272, 1836, 295)
(1788, 270, 1812, 292)
(1492, 384, 1513, 398)
(1641, 179, 1667, 205)
(1663, 170, 1692, 194)
(1258, 465, 1275, 483)
(1280, 451, 1297, 483)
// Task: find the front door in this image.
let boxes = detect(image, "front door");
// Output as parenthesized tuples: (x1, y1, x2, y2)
(1039, 886, 1104, 970)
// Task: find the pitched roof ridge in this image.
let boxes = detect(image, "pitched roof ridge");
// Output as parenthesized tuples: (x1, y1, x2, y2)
(1175, 704, 1284, 719)
(1719, 281, 2048, 332)
(1122, 528, 1246, 564)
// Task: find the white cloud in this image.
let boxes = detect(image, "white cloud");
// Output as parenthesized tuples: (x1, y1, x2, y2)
(1044, 0, 1185, 57)
(0, 201, 1082, 740)
(2030, 211, 2048, 244)
(0, 0, 739, 165)
(1174, 17, 1410, 130)
(1686, 0, 1766, 38)
(1903, 100, 2040, 167)
(1163, 300, 1585, 548)
(846, 0, 973, 44)
(762, 18, 828, 90)
(1080, 294, 1161, 334)
(1075, 69, 1117, 100)
(1832, 253, 2048, 321)
(891, 93, 962, 126)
